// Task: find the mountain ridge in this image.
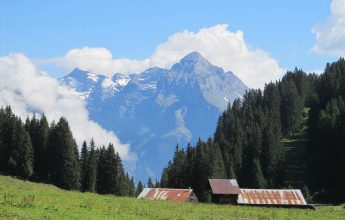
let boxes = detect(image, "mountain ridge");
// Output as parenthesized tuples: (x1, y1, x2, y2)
(59, 52, 249, 181)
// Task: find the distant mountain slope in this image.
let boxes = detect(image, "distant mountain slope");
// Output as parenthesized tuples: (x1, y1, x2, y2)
(60, 52, 248, 181)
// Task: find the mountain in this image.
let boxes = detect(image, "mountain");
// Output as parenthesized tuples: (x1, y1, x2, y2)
(60, 52, 248, 181)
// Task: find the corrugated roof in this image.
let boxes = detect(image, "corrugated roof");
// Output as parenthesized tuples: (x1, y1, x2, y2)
(137, 188, 197, 202)
(209, 179, 241, 195)
(238, 189, 307, 206)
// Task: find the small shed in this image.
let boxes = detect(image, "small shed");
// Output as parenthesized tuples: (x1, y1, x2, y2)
(208, 179, 241, 204)
(137, 188, 198, 202)
(238, 189, 309, 208)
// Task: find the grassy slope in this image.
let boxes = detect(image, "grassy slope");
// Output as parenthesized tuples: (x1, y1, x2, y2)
(282, 109, 309, 188)
(0, 176, 345, 220)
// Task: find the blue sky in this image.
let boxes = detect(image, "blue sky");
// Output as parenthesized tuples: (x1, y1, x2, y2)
(0, 0, 341, 81)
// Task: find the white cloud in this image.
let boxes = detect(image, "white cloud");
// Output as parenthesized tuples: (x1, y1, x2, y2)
(47, 24, 284, 88)
(313, 0, 345, 56)
(0, 53, 136, 161)
(51, 47, 150, 76)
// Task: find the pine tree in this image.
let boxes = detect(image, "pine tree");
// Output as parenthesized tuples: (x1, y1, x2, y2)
(128, 176, 136, 197)
(160, 167, 169, 188)
(154, 179, 160, 188)
(251, 157, 267, 188)
(147, 177, 154, 188)
(7, 118, 33, 179)
(0, 106, 15, 173)
(96, 146, 107, 194)
(88, 138, 97, 192)
(36, 114, 49, 181)
(136, 181, 144, 196)
(80, 141, 90, 192)
(280, 79, 303, 136)
(46, 117, 80, 190)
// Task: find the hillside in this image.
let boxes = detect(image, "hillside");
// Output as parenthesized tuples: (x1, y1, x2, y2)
(282, 108, 309, 188)
(0, 176, 344, 220)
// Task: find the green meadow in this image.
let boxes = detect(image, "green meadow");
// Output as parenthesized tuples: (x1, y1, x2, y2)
(0, 175, 344, 220)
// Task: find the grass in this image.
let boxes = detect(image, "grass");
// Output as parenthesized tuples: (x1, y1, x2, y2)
(0, 176, 345, 219)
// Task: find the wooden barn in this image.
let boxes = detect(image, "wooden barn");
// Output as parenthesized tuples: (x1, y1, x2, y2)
(137, 188, 198, 202)
(209, 179, 312, 208)
(208, 179, 241, 204)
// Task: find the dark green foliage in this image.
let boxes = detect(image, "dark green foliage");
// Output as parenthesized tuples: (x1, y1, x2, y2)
(0, 107, 135, 197)
(302, 184, 313, 203)
(0, 107, 33, 179)
(136, 181, 143, 196)
(129, 176, 136, 197)
(88, 139, 97, 192)
(147, 177, 154, 188)
(280, 79, 304, 136)
(307, 59, 345, 202)
(80, 139, 97, 192)
(251, 158, 267, 188)
(80, 141, 90, 192)
(96, 144, 130, 196)
(162, 139, 226, 202)
(46, 117, 80, 190)
(161, 66, 328, 201)
(0, 106, 15, 173)
(160, 167, 169, 188)
(155, 179, 160, 188)
(7, 118, 33, 179)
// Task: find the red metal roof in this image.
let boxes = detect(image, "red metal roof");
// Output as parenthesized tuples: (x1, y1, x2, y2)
(209, 179, 241, 195)
(238, 189, 307, 206)
(137, 188, 197, 202)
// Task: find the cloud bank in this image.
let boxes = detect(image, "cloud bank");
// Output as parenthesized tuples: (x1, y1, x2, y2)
(0, 53, 136, 161)
(313, 0, 345, 56)
(51, 25, 284, 88)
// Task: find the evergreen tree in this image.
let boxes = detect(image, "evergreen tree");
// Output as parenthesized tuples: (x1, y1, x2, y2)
(88, 138, 97, 192)
(46, 117, 80, 190)
(136, 181, 143, 196)
(128, 176, 136, 197)
(280, 79, 303, 136)
(160, 167, 169, 188)
(80, 141, 90, 192)
(36, 114, 49, 181)
(7, 118, 33, 179)
(147, 177, 154, 188)
(0, 106, 15, 172)
(96, 146, 107, 194)
(251, 157, 267, 188)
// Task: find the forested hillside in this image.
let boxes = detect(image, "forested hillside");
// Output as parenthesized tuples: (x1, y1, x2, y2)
(162, 58, 345, 203)
(0, 108, 136, 197)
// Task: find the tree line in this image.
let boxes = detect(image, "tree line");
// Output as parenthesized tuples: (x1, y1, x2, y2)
(0, 108, 139, 197)
(162, 59, 345, 203)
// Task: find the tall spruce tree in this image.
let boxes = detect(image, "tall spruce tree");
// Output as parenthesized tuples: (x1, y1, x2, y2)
(147, 177, 154, 188)
(46, 117, 80, 190)
(88, 138, 97, 192)
(80, 141, 90, 192)
(128, 176, 136, 197)
(7, 118, 33, 179)
(136, 181, 143, 196)
(36, 114, 49, 181)
(251, 157, 267, 188)
(0, 106, 15, 172)
(280, 79, 303, 136)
